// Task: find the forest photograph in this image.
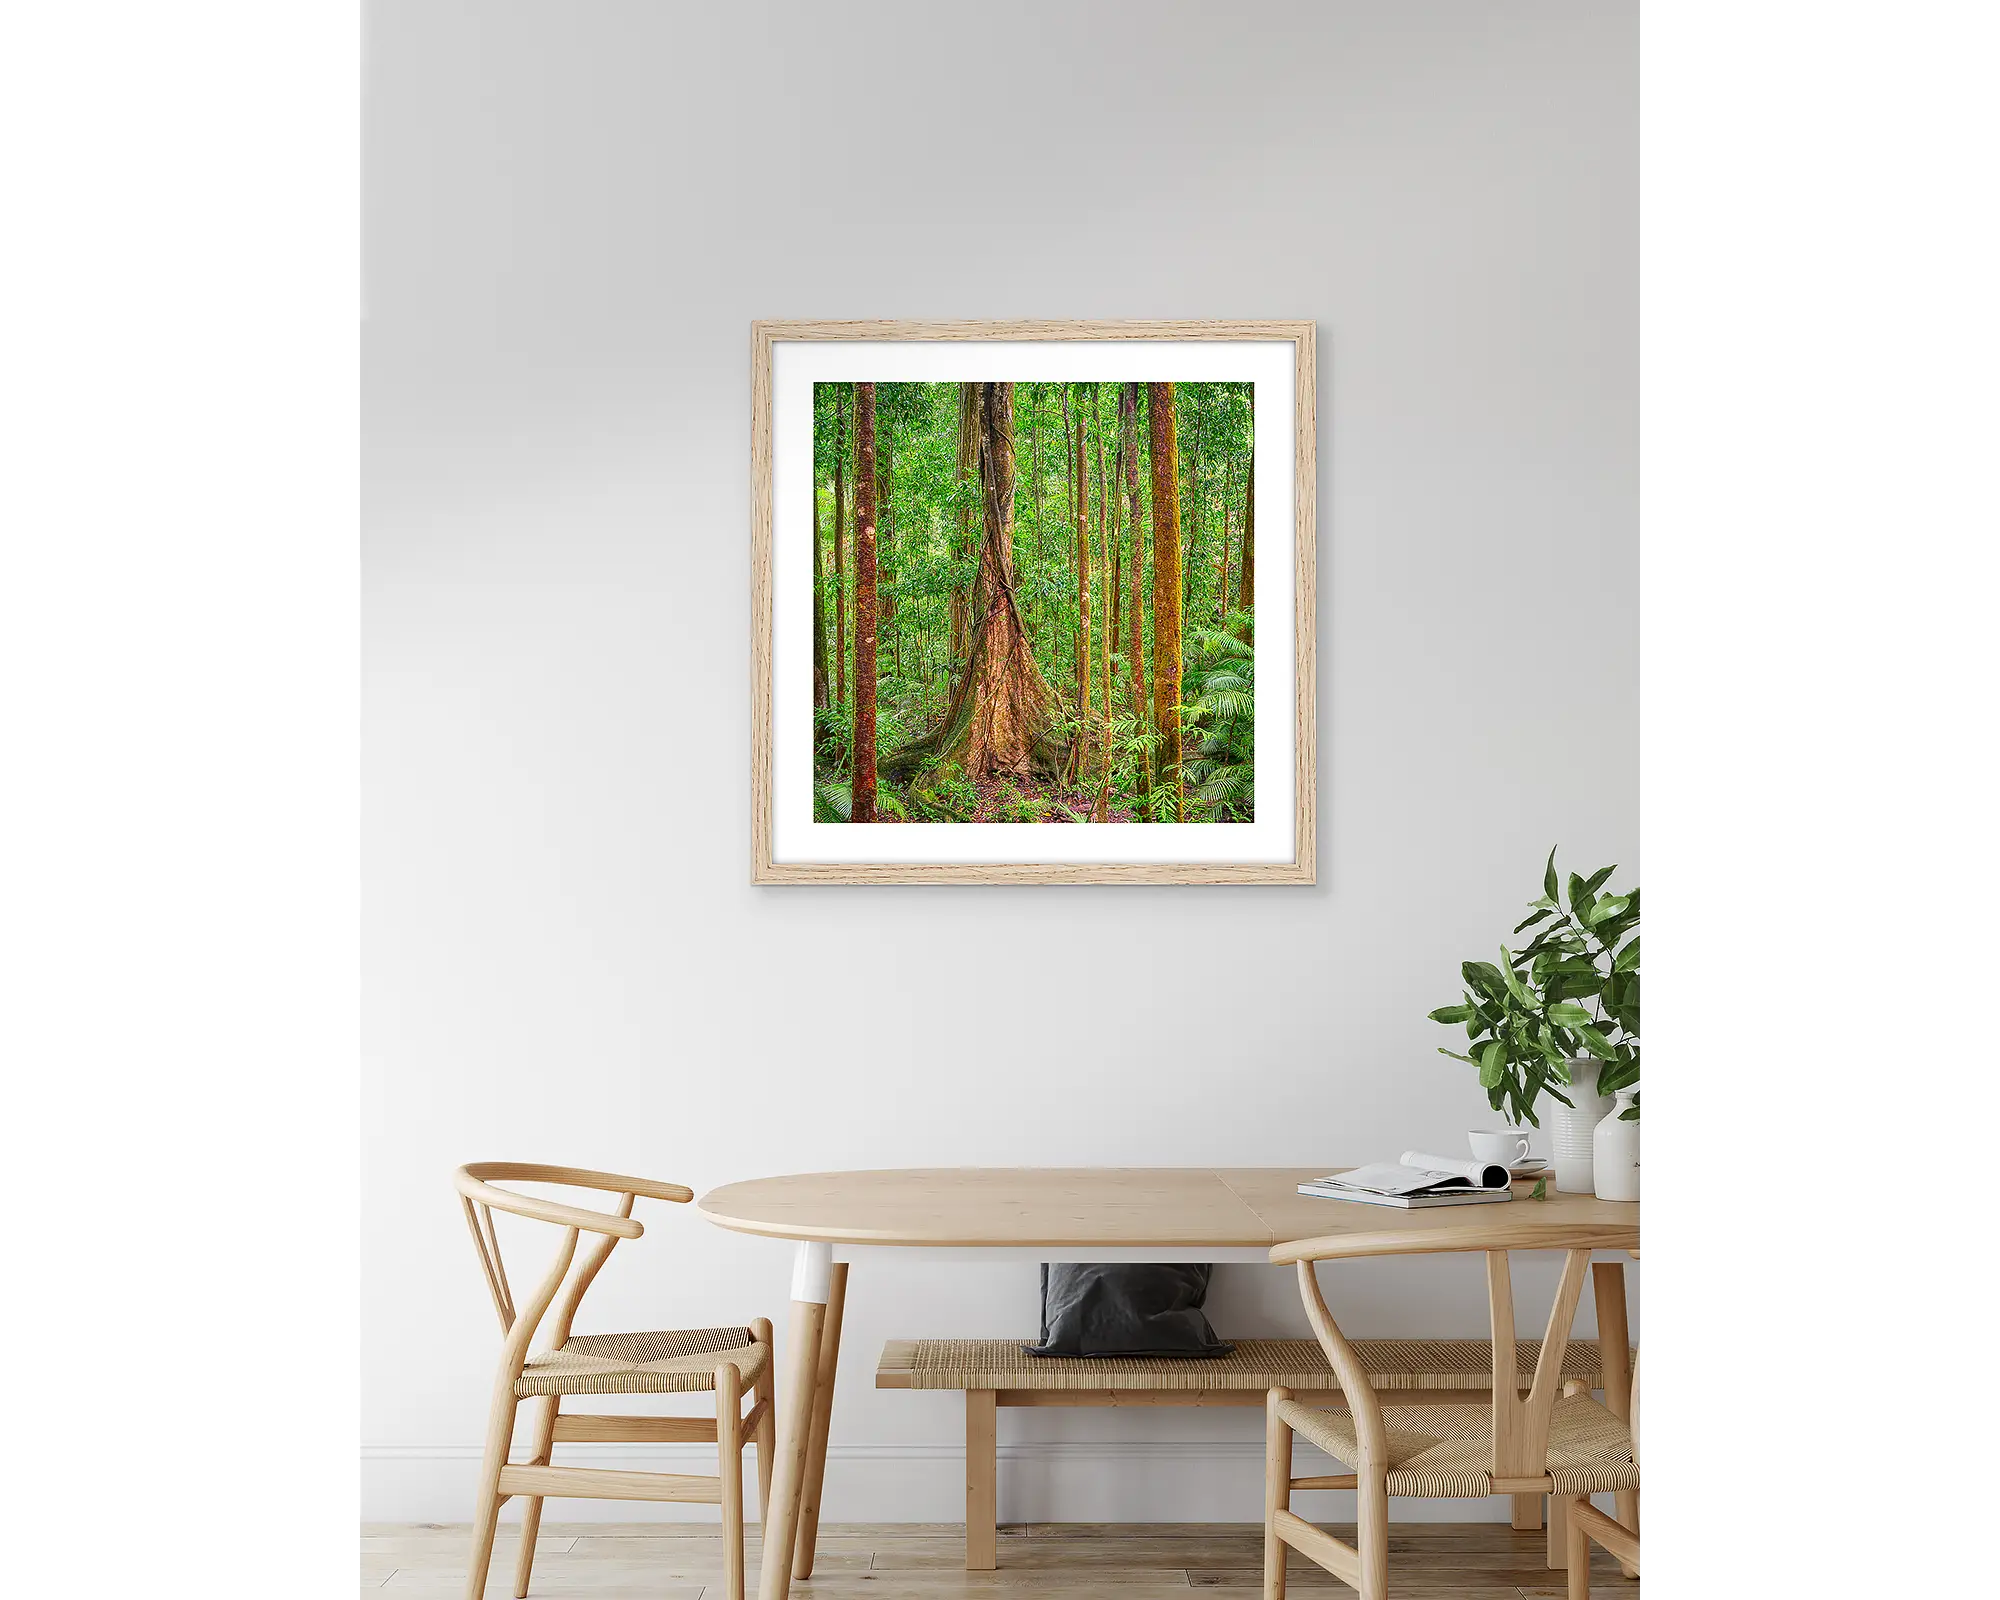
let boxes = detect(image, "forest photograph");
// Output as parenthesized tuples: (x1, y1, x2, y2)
(811, 380, 1256, 826)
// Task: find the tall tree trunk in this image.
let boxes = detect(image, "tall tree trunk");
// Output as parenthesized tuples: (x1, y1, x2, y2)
(1217, 451, 1236, 625)
(812, 433, 829, 711)
(1182, 393, 1203, 619)
(1122, 383, 1148, 806)
(1109, 481, 1122, 693)
(833, 389, 848, 711)
(852, 383, 879, 823)
(1071, 387, 1091, 780)
(1058, 386, 1077, 716)
(1028, 383, 1044, 666)
(1238, 387, 1254, 642)
(1091, 382, 1112, 818)
(878, 399, 896, 679)
(883, 383, 1064, 781)
(1148, 382, 1184, 821)
(949, 382, 975, 671)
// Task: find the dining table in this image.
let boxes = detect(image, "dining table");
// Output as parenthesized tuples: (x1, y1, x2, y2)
(697, 1167, 1639, 1600)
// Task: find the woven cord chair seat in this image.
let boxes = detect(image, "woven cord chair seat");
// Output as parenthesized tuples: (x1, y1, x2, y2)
(1276, 1391, 1639, 1498)
(515, 1325, 770, 1398)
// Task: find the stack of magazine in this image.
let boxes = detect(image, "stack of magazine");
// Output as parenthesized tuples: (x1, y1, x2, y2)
(1297, 1152, 1517, 1209)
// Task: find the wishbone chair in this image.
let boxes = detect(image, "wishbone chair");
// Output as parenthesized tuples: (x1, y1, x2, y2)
(454, 1163, 777, 1600)
(1262, 1223, 1639, 1600)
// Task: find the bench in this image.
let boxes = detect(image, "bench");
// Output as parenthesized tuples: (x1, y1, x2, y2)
(876, 1336, 1620, 1569)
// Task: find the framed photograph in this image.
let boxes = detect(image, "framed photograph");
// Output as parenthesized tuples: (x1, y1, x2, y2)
(751, 320, 1315, 884)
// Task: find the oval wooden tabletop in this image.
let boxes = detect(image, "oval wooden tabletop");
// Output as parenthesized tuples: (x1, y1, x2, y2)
(697, 1168, 1638, 1251)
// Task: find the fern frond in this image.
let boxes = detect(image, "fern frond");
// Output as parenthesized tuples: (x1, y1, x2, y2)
(1189, 628, 1254, 661)
(813, 780, 853, 823)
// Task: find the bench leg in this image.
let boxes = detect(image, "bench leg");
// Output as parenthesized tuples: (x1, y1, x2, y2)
(1591, 1262, 1640, 1577)
(792, 1262, 848, 1580)
(1511, 1492, 1542, 1530)
(965, 1389, 997, 1570)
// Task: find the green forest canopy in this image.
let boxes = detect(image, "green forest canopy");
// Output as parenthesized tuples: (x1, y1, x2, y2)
(813, 381, 1253, 825)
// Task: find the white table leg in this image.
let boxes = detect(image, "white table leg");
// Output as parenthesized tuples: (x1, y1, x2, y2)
(757, 1242, 830, 1600)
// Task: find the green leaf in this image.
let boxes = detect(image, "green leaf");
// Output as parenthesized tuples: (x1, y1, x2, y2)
(1477, 1041, 1506, 1087)
(1575, 1023, 1618, 1058)
(1513, 907, 1555, 935)
(1428, 1004, 1476, 1025)
(1437, 1047, 1477, 1065)
(1582, 864, 1618, 897)
(1566, 872, 1592, 921)
(1548, 1001, 1595, 1026)
(1463, 960, 1507, 1000)
(1586, 894, 1630, 926)
(1546, 978, 1603, 1008)
(1543, 847, 1560, 902)
(1613, 936, 1640, 972)
(1499, 948, 1534, 1008)
(1530, 1177, 1547, 1201)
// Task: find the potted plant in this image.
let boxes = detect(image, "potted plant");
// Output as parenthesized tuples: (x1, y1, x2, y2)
(1428, 849, 1639, 1192)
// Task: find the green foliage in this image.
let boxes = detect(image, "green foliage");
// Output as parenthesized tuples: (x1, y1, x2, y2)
(910, 763, 978, 822)
(1426, 848, 1641, 1126)
(1179, 625, 1256, 821)
(813, 705, 852, 775)
(992, 786, 1051, 824)
(813, 779, 851, 823)
(812, 380, 1256, 823)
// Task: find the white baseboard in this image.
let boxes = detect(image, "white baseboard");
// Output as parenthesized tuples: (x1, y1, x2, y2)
(362, 1441, 1517, 1525)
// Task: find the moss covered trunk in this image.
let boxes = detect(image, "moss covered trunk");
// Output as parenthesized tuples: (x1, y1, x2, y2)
(1148, 382, 1184, 820)
(1122, 383, 1148, 806)
(851, 383, 879, 822)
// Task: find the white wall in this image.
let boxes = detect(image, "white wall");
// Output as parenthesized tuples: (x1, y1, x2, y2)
(362, 0, 1637, 1523)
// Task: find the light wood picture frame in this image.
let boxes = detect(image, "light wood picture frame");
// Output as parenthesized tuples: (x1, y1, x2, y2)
(752, 319, 1315, 884)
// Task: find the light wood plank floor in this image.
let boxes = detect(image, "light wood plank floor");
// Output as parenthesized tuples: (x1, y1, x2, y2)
(362, 1521, 1638, 1598)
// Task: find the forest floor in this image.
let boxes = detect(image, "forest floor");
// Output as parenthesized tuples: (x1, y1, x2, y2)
(968, 772, 1137, 824)
(872, 770, 1137, 824)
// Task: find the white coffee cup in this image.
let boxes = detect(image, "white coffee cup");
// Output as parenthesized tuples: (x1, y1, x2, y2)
(1468, 1130, 1531, 1167)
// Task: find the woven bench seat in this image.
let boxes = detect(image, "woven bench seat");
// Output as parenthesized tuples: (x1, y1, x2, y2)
(876, 1336, 1613, 1396)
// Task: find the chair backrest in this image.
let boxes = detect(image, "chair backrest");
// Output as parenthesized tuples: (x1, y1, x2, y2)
(453, 1163, 693, 1376)
(1272, 1223, 1619, 1484)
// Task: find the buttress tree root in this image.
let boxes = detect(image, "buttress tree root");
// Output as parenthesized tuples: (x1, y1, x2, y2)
(884, 382, 1068, 781)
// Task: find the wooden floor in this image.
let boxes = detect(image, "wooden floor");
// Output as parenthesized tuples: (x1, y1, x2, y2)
(361, 1521, 1638, 1598)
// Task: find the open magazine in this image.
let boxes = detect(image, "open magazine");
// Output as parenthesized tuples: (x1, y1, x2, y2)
(1297, 1151, 1517, 1209)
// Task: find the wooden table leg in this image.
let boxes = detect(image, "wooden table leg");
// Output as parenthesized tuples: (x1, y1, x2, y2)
(1592, 1261, 1640, 1577)
(792, 1261, 849, 1580)
(757, 1243, 829, 1600)
(1511, 1493, 1542, 1530)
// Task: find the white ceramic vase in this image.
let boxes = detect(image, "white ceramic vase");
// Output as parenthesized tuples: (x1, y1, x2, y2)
(1549, 1056, 1612, 1194)
(1592, 1089, 1640, 1202)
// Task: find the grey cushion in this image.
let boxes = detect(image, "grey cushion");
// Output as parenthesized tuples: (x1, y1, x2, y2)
(1023, 1263, 1234, 1359)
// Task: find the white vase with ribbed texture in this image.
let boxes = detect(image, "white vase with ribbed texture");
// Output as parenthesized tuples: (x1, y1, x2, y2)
(1550, 1057, 1612, 1194)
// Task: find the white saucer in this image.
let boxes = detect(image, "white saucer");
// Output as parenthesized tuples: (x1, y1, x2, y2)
(1509, 1159, 1549, 1175)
